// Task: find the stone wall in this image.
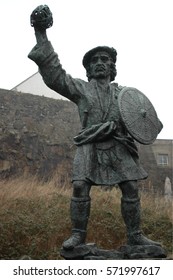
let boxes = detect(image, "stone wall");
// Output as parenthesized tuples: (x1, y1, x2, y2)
(0, 88, 171, 192)
(0, 88, 80, 181)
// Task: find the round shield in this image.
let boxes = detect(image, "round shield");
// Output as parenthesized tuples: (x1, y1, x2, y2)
(118, 87, 159, 144)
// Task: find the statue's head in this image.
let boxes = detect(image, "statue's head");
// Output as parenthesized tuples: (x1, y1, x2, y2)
(82, 46, 117, 82)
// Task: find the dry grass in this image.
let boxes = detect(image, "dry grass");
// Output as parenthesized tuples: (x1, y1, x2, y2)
(0, 176, 172, 259)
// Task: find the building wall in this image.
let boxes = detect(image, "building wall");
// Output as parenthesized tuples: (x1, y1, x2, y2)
(152, 139, 173, 168)
(12, 72, 67, 100)
(138, 139, 173, 193)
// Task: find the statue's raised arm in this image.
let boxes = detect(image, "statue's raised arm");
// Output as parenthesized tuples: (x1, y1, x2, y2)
(28, 5, 83, 102)
(30, 5, 53, 45)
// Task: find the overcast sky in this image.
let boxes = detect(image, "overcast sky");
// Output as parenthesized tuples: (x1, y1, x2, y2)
(0, 0, 172, 139)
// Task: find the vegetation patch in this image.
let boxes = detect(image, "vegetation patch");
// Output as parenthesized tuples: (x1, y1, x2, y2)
(0, 176, 172, 259)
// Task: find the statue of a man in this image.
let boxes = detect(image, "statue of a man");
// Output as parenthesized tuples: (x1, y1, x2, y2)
(28, 5, 162, 250)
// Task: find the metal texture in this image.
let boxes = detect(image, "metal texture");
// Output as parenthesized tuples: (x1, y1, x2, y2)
(30, 5, 53, 30)
(118, 87, 159, 144)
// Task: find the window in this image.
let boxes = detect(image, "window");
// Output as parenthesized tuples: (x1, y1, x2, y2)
(157, 154, 169, 166)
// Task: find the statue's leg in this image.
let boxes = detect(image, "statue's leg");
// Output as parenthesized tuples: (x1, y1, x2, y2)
(119, 180, 161, 246)
(62, 180, 91, 250)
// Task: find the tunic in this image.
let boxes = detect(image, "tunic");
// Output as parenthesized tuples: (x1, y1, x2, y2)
(28, 41, 148, 185)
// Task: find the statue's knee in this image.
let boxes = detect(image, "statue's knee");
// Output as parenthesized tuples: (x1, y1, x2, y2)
(119, 181, 139, 199)
(72, 181, 90, 198)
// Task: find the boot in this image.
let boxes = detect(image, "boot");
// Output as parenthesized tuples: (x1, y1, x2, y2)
(121, 197, 161, 246)
(63, 196, 91, 250)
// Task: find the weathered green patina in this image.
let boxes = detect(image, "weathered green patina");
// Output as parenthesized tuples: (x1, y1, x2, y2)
(28, 5, 164, 254)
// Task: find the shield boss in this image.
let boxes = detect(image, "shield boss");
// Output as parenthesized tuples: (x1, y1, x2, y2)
(118, 87, 159, 144)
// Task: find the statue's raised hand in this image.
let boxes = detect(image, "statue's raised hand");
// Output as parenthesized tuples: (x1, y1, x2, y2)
(30, 5, 53, 30)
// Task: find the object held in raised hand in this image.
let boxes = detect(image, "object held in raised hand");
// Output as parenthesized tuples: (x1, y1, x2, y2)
(30, 5, 53, 30)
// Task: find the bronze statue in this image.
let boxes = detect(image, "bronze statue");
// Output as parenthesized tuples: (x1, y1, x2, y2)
(28, 5, 163, 251)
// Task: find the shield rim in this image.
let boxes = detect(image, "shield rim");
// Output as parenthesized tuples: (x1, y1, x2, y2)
(118, 87, 159, 144)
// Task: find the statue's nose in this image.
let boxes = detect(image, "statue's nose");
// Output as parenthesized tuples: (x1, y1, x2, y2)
(96, 58, 103, 64)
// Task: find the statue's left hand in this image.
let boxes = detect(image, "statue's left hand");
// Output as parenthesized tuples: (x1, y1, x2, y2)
(30, 5, 53, 30)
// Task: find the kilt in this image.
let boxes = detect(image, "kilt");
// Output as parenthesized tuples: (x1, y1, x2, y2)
(72, 138, 147, 185)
